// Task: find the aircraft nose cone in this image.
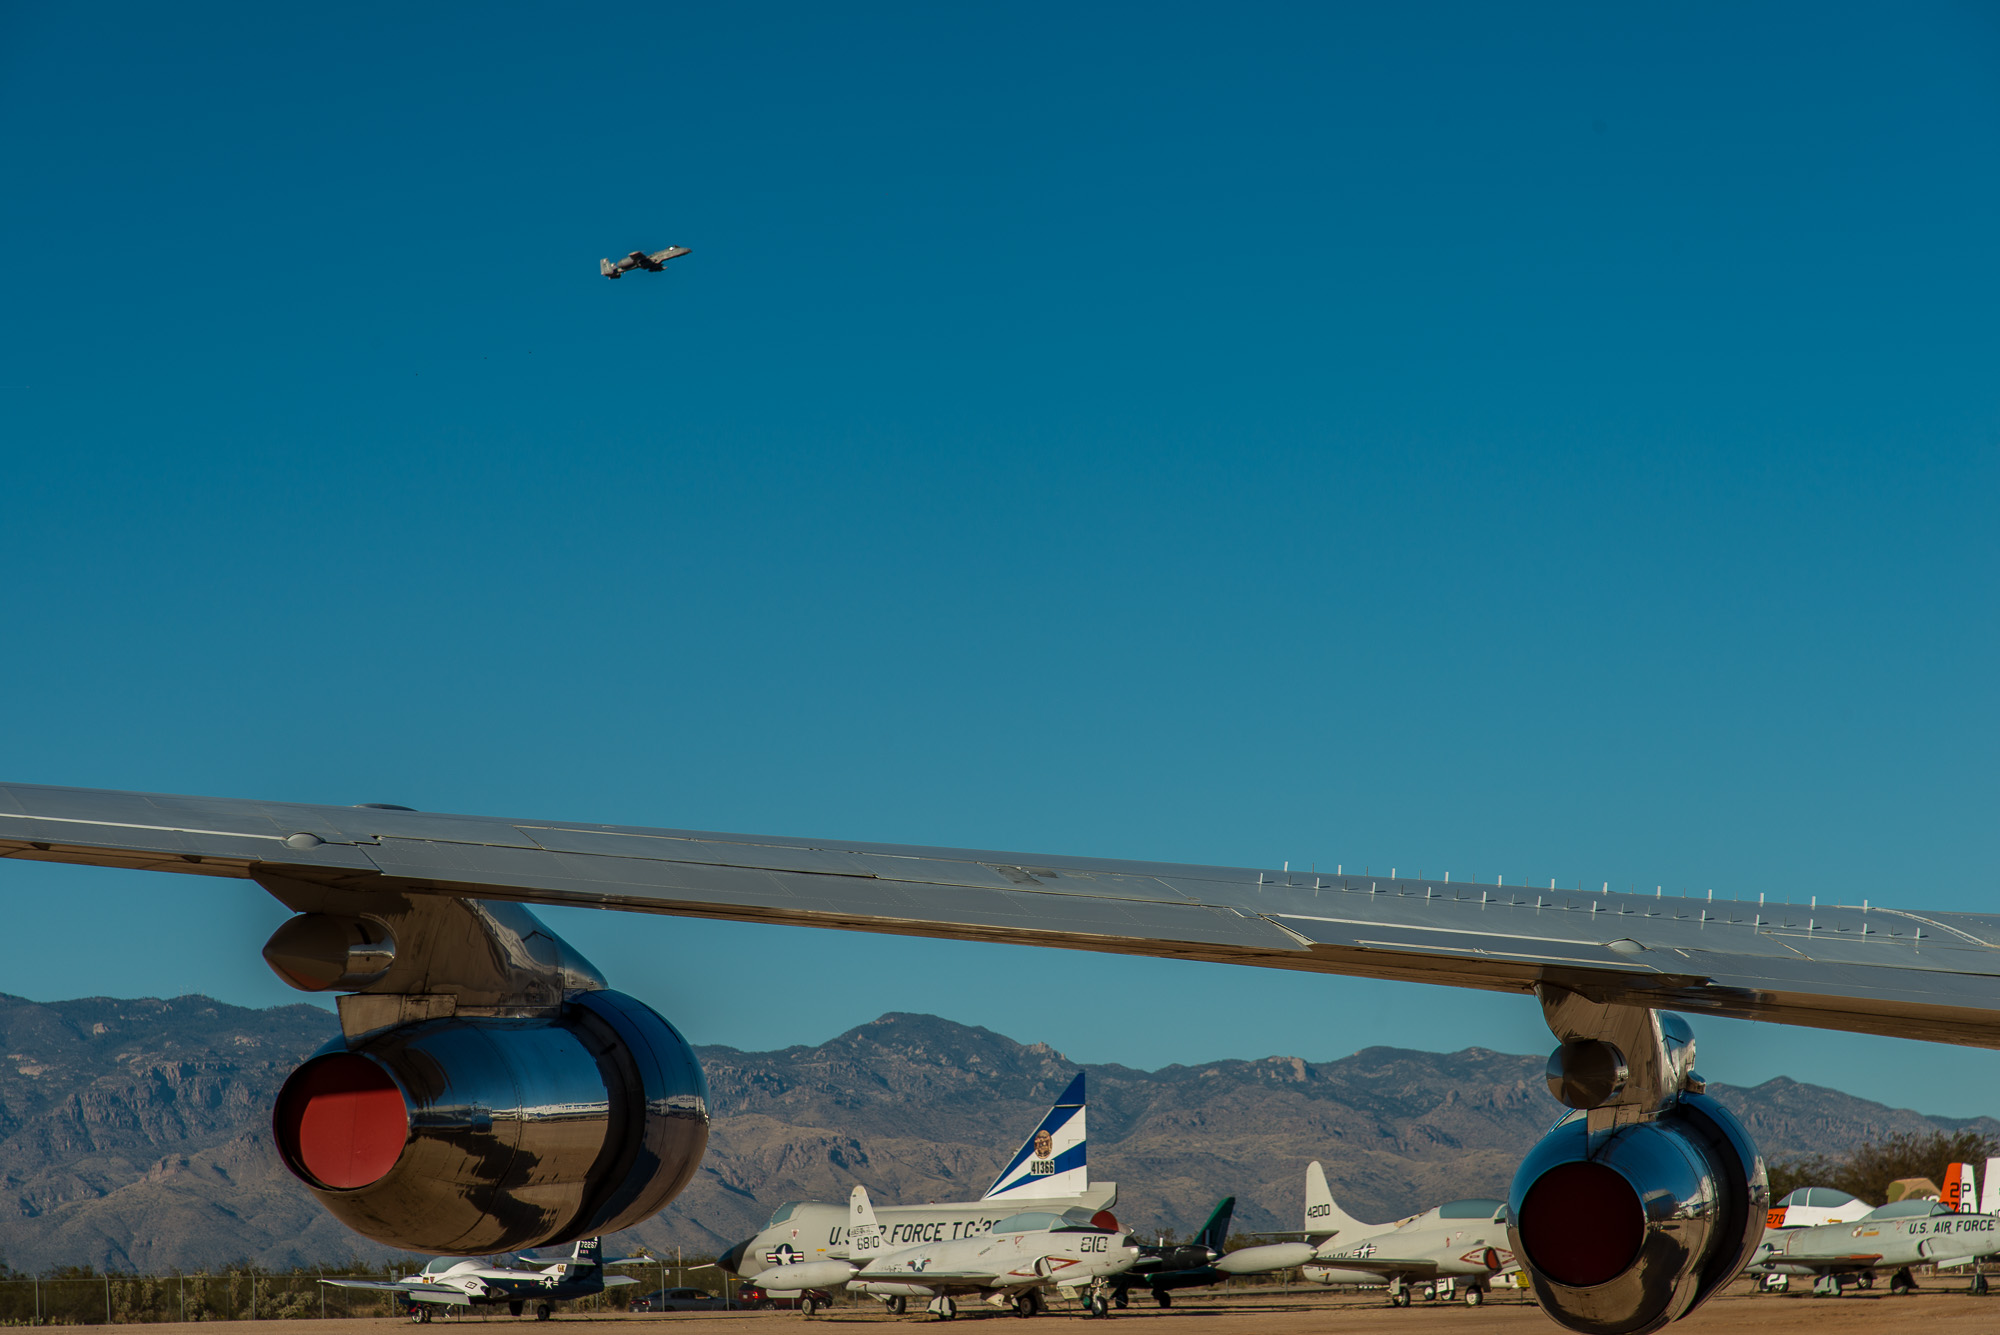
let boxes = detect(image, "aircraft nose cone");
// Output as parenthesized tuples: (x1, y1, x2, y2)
(717, 1238, 753, 1277)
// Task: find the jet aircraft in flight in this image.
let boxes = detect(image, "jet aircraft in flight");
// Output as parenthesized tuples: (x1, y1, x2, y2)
(322, 1237, 642, 1321)
(1219, 1162, 1514, 1306)
(599, 245, 690, 279)
(6, 779, 2000, 1335)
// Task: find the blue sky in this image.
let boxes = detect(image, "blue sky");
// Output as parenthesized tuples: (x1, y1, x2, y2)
(2, 3, 1996, 1115)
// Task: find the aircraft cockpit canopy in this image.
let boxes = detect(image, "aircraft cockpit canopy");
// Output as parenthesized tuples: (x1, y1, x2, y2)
(1860, 1199, 1949, 1219)
(1777, 1187, 1861, 1208)
(990, 1208, 1106, 1234)
(765, 1203, 802, 1228)
(1438, 1199, 1507, 1221)
(421, 1258, 479, 1275)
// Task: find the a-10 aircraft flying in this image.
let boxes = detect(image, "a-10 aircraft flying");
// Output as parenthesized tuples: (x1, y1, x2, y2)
(6, 779, 2000, 1335)
(599, 244, 690, 279)
(1219, 1162, 1515, 1307)
(322, 1238, 642, 1322)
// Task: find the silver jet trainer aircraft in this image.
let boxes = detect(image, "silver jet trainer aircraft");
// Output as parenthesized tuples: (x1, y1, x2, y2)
(1219, 1161, 1515, 1307)
(723, 1074, 1114, 1312)
(14, 781, 2000, 1335)
(1749, 1158, 2000, 1295)
(845, 1186, 1141, 1319)
(599, 245, 690, 279)
(322, 1237, 642, 1322)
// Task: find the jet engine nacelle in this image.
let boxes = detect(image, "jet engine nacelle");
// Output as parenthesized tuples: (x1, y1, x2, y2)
(273, 988, 707, 1254)
(1506, 1093, 1764, 1335)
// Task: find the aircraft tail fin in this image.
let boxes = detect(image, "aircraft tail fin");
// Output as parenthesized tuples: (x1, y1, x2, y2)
(983, 1072, 1087, 1201)
(848, 1185, 885, 1257)
(1984, 1158, 2000, 1217)
(570, 1237, 603, 1271)
(599, 258, 620, 279)
(1945, 1161, 1976, 1212)
(1194, 1197, 1236, 1254)
(1304, 1161, 1374, 1237)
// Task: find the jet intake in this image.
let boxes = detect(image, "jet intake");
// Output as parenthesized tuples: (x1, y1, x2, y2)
(273, 989, 707, 1254)
(1506, 1093, 1764, 1335)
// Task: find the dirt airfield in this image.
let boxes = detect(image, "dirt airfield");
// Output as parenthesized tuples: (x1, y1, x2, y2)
(78, 1280, 2000, 1335)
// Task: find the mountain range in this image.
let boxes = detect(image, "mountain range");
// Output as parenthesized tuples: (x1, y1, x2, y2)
(1, 994, 1991, 1274)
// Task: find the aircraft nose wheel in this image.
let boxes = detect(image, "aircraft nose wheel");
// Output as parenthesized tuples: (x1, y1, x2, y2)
(1464, 1287, 1484, 1307)
(926, 1296, 957, 1320)
(801, 1296, 822, 1317)
(1010, 1292, 1042, 1318)
(1889, 1268, 1919, 1296)
(1086, 1294, 1109, 1319)
(535, 1303, 553, 1321)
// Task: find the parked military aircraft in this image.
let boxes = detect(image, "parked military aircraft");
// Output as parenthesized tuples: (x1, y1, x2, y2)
(1106, 1198, 1234, 1309)
(721, 1072, 1114, 1306)
(322, 1237, 642, 1321)
(844, 1186, 1142, 1318)
(1749, 1196, 2000, 1294)
(599, 245, 690, 279)
(12, 780, 2000, 1335)
(1218, 1162, 1514, 1307)
(1749, 1157, 2000, 1295)
(1762, 1186, 1871, 1232)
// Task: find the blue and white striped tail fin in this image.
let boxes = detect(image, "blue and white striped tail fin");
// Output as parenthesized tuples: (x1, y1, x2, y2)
(982, 1072, 1087, 1201)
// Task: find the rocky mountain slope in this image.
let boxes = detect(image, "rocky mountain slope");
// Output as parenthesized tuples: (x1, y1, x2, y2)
(0, 995, 1990, 1273)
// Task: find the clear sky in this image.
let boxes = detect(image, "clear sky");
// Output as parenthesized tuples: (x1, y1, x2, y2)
(2, 3, 1996, 1114)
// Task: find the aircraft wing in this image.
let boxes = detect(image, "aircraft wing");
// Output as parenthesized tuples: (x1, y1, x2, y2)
(646, 246, 690, 263)
(3, 781, 1999, 1047)
(601, 1276, 640, 1288)
(319, 1281, 471, 1305)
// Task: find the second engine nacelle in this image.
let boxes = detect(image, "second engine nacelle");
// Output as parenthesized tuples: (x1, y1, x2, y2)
(1506, 1094, 1765, 1335)
(273, 989, 707, 1254)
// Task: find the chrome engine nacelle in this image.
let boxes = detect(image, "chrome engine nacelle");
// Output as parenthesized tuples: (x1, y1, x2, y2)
(272, 988, 707, 1253)
(1507, 1093, 1764, 1335)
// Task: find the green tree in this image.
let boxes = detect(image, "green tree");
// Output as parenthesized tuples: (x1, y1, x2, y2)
(1768, 1129, 1996, 1207)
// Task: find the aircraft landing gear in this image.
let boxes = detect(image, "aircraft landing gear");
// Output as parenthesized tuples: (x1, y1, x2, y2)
(535, 1303, 553, 1321)
(1811, 1275, 1844, 1297)
(1971, 1270, 1990, 1296)
(801, 1296, 821, 1317)
(409, 1309, 432, 1324)
(1112, 1290, 1128, 1309)
(1153, 1290, 1172, 1309)
(1889, 1268, 1919, 1296)
(1855, 1273, 1874, 1290)
(926, 1296, 957, 1321)
(1011, 1291, 1042, 1318)
(1464, 1286, 1485, 1307)
(509, 1302, 524, 1317)
(1086, 1294, 1109, 1319)
(1388, 1278, 1411, 1308)
(885, 1296, 907, 1315)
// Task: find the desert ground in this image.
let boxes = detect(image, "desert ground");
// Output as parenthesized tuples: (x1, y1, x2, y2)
(72, 1278, 2000, 1335)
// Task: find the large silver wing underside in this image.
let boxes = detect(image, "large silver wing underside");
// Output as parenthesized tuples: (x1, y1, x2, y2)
(2, 782, 1997, 1048)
